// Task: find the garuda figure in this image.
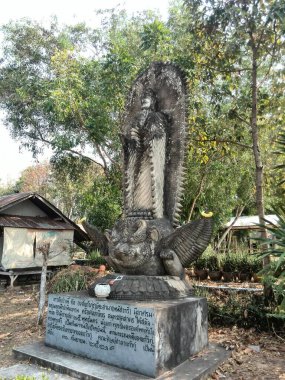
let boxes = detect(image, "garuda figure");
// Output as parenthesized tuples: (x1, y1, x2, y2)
(85, 62, 213, 300)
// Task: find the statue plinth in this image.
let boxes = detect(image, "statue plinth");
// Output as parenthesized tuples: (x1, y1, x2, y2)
(88, 274, 193, 300)
(45, 292, 208, 378)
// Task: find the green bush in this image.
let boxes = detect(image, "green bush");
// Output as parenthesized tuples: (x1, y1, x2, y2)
(235, 252, 253, 273)
(257, 209, 285, 318)
(193, 286, 284, 332)
(221, 253, 236, 272)
(207, 255, 220, 271)
(87, 250, 107, 267)
(249, 254, 263, 274)
(48, 267, 99, 293)
(193, 253, 209, 270)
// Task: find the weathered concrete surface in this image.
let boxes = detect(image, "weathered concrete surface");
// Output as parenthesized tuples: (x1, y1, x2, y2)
(0, 363, 74, 379)
(45, 293, 208, 377)
(13, 341, 230, 380)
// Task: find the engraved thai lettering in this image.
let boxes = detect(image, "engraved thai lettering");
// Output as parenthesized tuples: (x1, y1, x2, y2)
(143, 344, 155, 352)
(89, 340, 109, 350)
(134, 308, 154, 318)
(71, 335, 86, 344)
(47, 298, 155, 358)
(107, 314, 134, 323)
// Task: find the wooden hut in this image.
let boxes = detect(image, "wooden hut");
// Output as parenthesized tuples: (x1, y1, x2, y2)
(219, 214, 278, 253)
(0, 192, 89, 285)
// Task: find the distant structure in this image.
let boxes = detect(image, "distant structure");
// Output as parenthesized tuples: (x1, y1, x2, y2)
(0, 192, 89, 285)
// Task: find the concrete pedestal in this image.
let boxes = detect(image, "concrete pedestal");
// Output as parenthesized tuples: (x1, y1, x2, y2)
(45, 292, 208, 378)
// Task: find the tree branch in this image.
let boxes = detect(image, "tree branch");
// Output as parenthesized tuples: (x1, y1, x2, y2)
(26, 127, 107, 172)
(94, 143, 108, 171)
(191, 138, 252, 149)
(215, 205, 245, 252)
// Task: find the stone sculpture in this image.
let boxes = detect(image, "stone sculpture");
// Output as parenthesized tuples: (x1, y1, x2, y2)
(85, 62, 213, 300)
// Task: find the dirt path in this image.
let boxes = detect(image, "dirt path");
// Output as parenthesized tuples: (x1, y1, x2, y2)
(0, 288, 284, 379)
(0, 287, 44, 368)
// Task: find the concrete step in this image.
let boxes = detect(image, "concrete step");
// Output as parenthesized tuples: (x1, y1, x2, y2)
(12, 341, 230, 380)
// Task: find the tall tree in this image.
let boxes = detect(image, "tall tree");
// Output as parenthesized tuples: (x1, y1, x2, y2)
(170, 0, 285, 232)
(16, 162, 51, 197)
(0, 20, 120, 174)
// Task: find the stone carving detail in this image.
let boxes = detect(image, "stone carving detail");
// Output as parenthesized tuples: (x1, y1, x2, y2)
(122, 63, 188, 225)
(84, 62, 213, 300)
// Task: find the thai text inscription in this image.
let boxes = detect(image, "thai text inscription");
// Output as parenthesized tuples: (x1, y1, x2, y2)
(46, 294, 155, 362)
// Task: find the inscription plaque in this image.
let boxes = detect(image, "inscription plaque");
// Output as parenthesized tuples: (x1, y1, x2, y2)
(46, 293, 155, 376)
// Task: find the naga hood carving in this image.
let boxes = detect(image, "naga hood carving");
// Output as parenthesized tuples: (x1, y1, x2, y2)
(122, 62, 188, 225)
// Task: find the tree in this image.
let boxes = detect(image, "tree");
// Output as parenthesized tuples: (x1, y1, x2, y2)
(0, 180, 16, 196)
(1, 4, 284, 236)
(37, 241, 50, 325)
(16, 162, 51, 197)
(49, 155, 103, 220)
(0, 20, 121, 174)
(169, 0, 285, 234)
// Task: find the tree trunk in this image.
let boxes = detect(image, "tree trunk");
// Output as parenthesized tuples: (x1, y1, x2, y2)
(250, 43, 269, 264)
(187, 172, 207, 222)
(37, 243, 50, 325)
(215, 205, 245, 252)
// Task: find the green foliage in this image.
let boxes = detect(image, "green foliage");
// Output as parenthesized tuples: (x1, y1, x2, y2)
(80, 168, 122, 231)
(207, 255, 220, 271)
(0, 2, 284, 235)
(193, 252, 209, 270)
(257, 211, 285, 314)
(49, 155, 103, 220)
(249, 255, 263, 274)
(0, 180, 16, 196)
(195, 251, 263, 274)
(87, 250, 107, 266)
(140, 19, 170, 54)
(234, 252, 253, 273)
(194, 287, 277, 331)
(220, 253, 237, 272)
(172, 0, 285, 227)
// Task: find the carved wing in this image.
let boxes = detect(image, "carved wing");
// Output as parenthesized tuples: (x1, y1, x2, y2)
(160, 218, 213, 268)
(123, 62, 188, 225)
(82, 221, 108, 255)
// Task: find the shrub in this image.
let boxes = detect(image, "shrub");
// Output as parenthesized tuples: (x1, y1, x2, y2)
(193, 286, 279, 332)
(221, 253, 236, 272)
(87, 250, 107, 267)
(257, 209, 285, 319)
(194, 253, 209, 270)
(48, 267, 99, 293)
(207, 255, 220, 271)
(249, 254, 263, 274)
(235, 252, 253, 273)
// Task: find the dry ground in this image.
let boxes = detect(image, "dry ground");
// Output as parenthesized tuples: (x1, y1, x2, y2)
(0, 287, 284, 379)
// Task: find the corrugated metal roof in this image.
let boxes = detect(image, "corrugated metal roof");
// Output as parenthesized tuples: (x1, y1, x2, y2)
(0, 192, 32, 210)
(0, 215, 74, 230)
(224, 214, 279, 229)
(0, 192, 90, 243)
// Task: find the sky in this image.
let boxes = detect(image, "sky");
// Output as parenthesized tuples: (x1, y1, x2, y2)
(0, 0, 170, 184)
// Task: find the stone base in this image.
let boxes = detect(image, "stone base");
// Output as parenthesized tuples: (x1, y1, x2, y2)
(88, 274, 193, 300)
(45, 292, 208, 378)
(12, 342, 230, 380)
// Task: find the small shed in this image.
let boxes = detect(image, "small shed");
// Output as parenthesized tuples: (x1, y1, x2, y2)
(219, 214, 278, 253)
(0, 192, 89, 271)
